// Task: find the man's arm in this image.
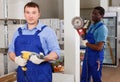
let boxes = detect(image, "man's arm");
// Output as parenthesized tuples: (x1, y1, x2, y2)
(86, 42, 104, 51)
(44, 52, 58, 61)
(8, 52, 16, 61)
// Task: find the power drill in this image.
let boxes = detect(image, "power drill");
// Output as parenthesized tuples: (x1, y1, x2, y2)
(21, 51, 32, 71)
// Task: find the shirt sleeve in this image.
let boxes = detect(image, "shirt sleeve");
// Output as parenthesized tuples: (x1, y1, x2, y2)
(42, 27, 61, 57)
(95, 25, 108, 43)
(8, 29, 19, 53)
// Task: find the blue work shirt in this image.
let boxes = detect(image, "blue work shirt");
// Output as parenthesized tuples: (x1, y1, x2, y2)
(8, 21, 61, 57)
(87, 21, 108, 44)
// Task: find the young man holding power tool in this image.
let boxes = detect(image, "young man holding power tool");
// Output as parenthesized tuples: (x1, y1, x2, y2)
(8, 2, 60, 82)
(72, 6, 108, 82)
(80, 6, 108, 82)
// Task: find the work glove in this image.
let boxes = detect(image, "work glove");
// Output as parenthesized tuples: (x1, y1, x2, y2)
(15, 56, 27, 66)
(29, 53, 45, 64)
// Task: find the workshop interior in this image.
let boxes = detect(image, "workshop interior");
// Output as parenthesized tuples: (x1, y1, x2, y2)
(0, 0, 120, 82)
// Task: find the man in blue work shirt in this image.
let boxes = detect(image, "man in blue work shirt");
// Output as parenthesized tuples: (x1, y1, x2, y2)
(8, 2, 60, 82)
(80, 6, 108, 82)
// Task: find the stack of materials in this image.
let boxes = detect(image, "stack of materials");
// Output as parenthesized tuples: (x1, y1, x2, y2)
(0, 72, 16, 82)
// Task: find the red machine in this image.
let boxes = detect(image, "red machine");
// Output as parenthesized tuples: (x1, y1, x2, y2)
(71, 17, 85, 36)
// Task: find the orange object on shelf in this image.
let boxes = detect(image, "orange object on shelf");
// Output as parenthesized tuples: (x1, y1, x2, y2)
(53, 65, 64, 73)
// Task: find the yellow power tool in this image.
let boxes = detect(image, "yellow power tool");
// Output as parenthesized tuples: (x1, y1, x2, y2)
(21, 51, 44, 71)
(21, 51, 32, 71)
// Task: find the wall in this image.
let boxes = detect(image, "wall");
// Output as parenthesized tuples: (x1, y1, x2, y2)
(0, 0, 4, 19)
(80, 8, 92, 20)
(112, 0, 120, 6)
(0, 0, 31, 75)
(58, 0, 64, 19)
(32, 0, 120, 19)
(8, 0, 31, 19)
(33, 0, 59, 18)
(80, 0, 100, 9)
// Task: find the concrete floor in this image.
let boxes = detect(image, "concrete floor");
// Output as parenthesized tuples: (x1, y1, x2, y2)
(80, 62, 120, 82)
(102, 64, 120, 82)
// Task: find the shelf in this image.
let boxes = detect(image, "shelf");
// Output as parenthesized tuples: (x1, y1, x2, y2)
(0, 48, 8, 54)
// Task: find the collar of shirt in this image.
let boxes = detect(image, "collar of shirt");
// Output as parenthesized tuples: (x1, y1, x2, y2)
(21, 21, 45, 31)
(92, 21, 103, 28)
(88, 21, 103, 33)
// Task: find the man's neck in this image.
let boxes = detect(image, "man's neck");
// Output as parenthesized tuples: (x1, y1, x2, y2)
(27, 22, 38, 30)
(93, 20, 101, 24)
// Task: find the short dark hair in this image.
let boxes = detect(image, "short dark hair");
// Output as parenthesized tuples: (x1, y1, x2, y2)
(24, 2, 40, 12)
(94, 6, 105, 16)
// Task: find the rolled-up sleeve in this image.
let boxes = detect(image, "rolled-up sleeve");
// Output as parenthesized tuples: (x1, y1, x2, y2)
(8, 30, 19, 53)
(41, 27, 61, 57)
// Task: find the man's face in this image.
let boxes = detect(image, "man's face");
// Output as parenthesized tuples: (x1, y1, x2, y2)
(24, 7, 40, 25)
(91, 9, 103, 23)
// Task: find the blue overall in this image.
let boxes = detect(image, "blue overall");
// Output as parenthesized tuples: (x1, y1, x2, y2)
(81, 23, 104, 82)
(14, 26, 52, 82)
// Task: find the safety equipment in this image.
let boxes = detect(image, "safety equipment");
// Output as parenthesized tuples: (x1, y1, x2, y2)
(29, 52, 45, 64)
(15, 56, 27, 66)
